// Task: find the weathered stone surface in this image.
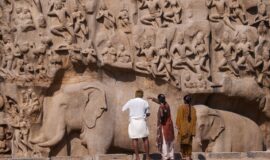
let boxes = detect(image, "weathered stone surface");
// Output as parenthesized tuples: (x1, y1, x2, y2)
(0, 0, 269, 158)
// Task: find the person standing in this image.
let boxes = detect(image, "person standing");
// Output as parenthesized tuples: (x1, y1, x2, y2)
(176, 95, 197, 160)
(122, 89, 151, 160)
(149, 94, 175, 160)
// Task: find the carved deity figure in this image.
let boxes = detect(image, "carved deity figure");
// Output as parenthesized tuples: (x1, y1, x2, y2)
(100, 41, 117, 65)
(162, 0, 182, 24)
(192, 32, 210, 75)
(206, 0, 235, 30)
(118, 9, 131, 33)
(215, 31, 239, 76)
(71, 6, 88, 41)
(135, 38, 158, 76)
(156, 39, 172, 80)
(235, 33, 255, 73)
(139, 0, 167, 27)
(47, 0, 74, 42)
(228, 0, 248, 25)
(117, 44, 131, 63)
(170, 33, 196, 72)
(96, 3, 116, 31)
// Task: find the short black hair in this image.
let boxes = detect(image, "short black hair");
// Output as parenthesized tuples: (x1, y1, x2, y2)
(184, 95, 192, 104)
(158, 94, 166, 103)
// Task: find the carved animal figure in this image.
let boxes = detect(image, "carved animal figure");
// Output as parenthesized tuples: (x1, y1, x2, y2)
(30, 82, 112, 155)
(193, 105, 264, 152)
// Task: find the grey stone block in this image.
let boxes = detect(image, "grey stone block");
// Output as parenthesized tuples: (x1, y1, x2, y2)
(208, 152, 242, 159)
(246, 151, 270, 158)
(95, 154, 132, 160)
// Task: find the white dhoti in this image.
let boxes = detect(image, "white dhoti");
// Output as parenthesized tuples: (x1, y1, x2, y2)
(128, 118, 149, 139)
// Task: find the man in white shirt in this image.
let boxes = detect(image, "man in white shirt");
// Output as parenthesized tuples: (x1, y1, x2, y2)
(122, 89, 151, 160)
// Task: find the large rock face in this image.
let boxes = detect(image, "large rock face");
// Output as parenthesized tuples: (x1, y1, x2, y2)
(0, 0, 269, 157)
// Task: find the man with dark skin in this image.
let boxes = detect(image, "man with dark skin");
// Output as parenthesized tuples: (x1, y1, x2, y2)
(122, 89, 151, 160)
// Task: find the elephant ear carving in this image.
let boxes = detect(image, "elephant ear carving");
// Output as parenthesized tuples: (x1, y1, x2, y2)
(208, 109, 225, 141)
(82, 85, 107, 129)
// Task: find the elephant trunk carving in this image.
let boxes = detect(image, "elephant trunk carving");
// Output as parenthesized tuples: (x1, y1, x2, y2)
(37, 119, 66, 147)
(30, 83, 111, 155)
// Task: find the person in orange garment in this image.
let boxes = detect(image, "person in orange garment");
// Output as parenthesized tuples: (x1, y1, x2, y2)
(176, 95, 197, 160)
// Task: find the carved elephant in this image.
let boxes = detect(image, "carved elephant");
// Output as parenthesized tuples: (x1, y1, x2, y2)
(30, 82, 113, 155)
(193, 105, 264, 152)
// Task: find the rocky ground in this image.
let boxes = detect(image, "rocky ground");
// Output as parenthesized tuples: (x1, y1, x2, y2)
(1, 152, 270, 160)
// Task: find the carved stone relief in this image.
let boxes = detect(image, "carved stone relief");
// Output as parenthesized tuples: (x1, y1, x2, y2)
(0, 0, 269, 158)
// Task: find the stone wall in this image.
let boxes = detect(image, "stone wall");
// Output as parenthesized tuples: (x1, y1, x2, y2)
(0, 0, 269, 158)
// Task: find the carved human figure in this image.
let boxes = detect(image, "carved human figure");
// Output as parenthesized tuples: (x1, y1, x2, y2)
(69, 45, 82, 64)
(117, 44, 131, 63)
(96, 3, 116, 31)
(27, 91, 41, 122)
(11, 115, 32, 157)
(2, 41, 15, 71)
(139, 0, 167, 27)
(192, 32, 210, 75)
(205, 0, 235, 30)
(20, 89, 41, 120)
(156, 39, 172, 80)
(170, 33, 196, 72)
(12, 44, 24, 74)
(47, 0, 74, 42)
(228, 0, 248, 25)
(100, 41, 117, 65)
(37, 14, 47, 28)
(215, 31, 239, 76)
(196, 74, 208, 89)
(36, 65, 48, 81)
(33, 34, 52, 65)
(23, 64, 35, 82)
(0, 126, 10, 153)
(0, 0, 13, 24)
(81, 0, 98, 40)
(135, 38, 158, 76)
(254, 1, 269, 24)
(71, 6, 88, 41)
(162, 0, 182, 24)
(14, 7, 36, 32)
(183, 72, 194, 89)
(235, 33, 255, 73)
(81, 42, 97, 65)
(118, 9, 131, 33)
(22, 8, 36, 31)
(252, 1, 269, 38)
(255, 45, 270, 86)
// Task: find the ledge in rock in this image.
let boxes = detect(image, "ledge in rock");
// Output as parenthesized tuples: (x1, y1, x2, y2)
(1, 152, 270, 160)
